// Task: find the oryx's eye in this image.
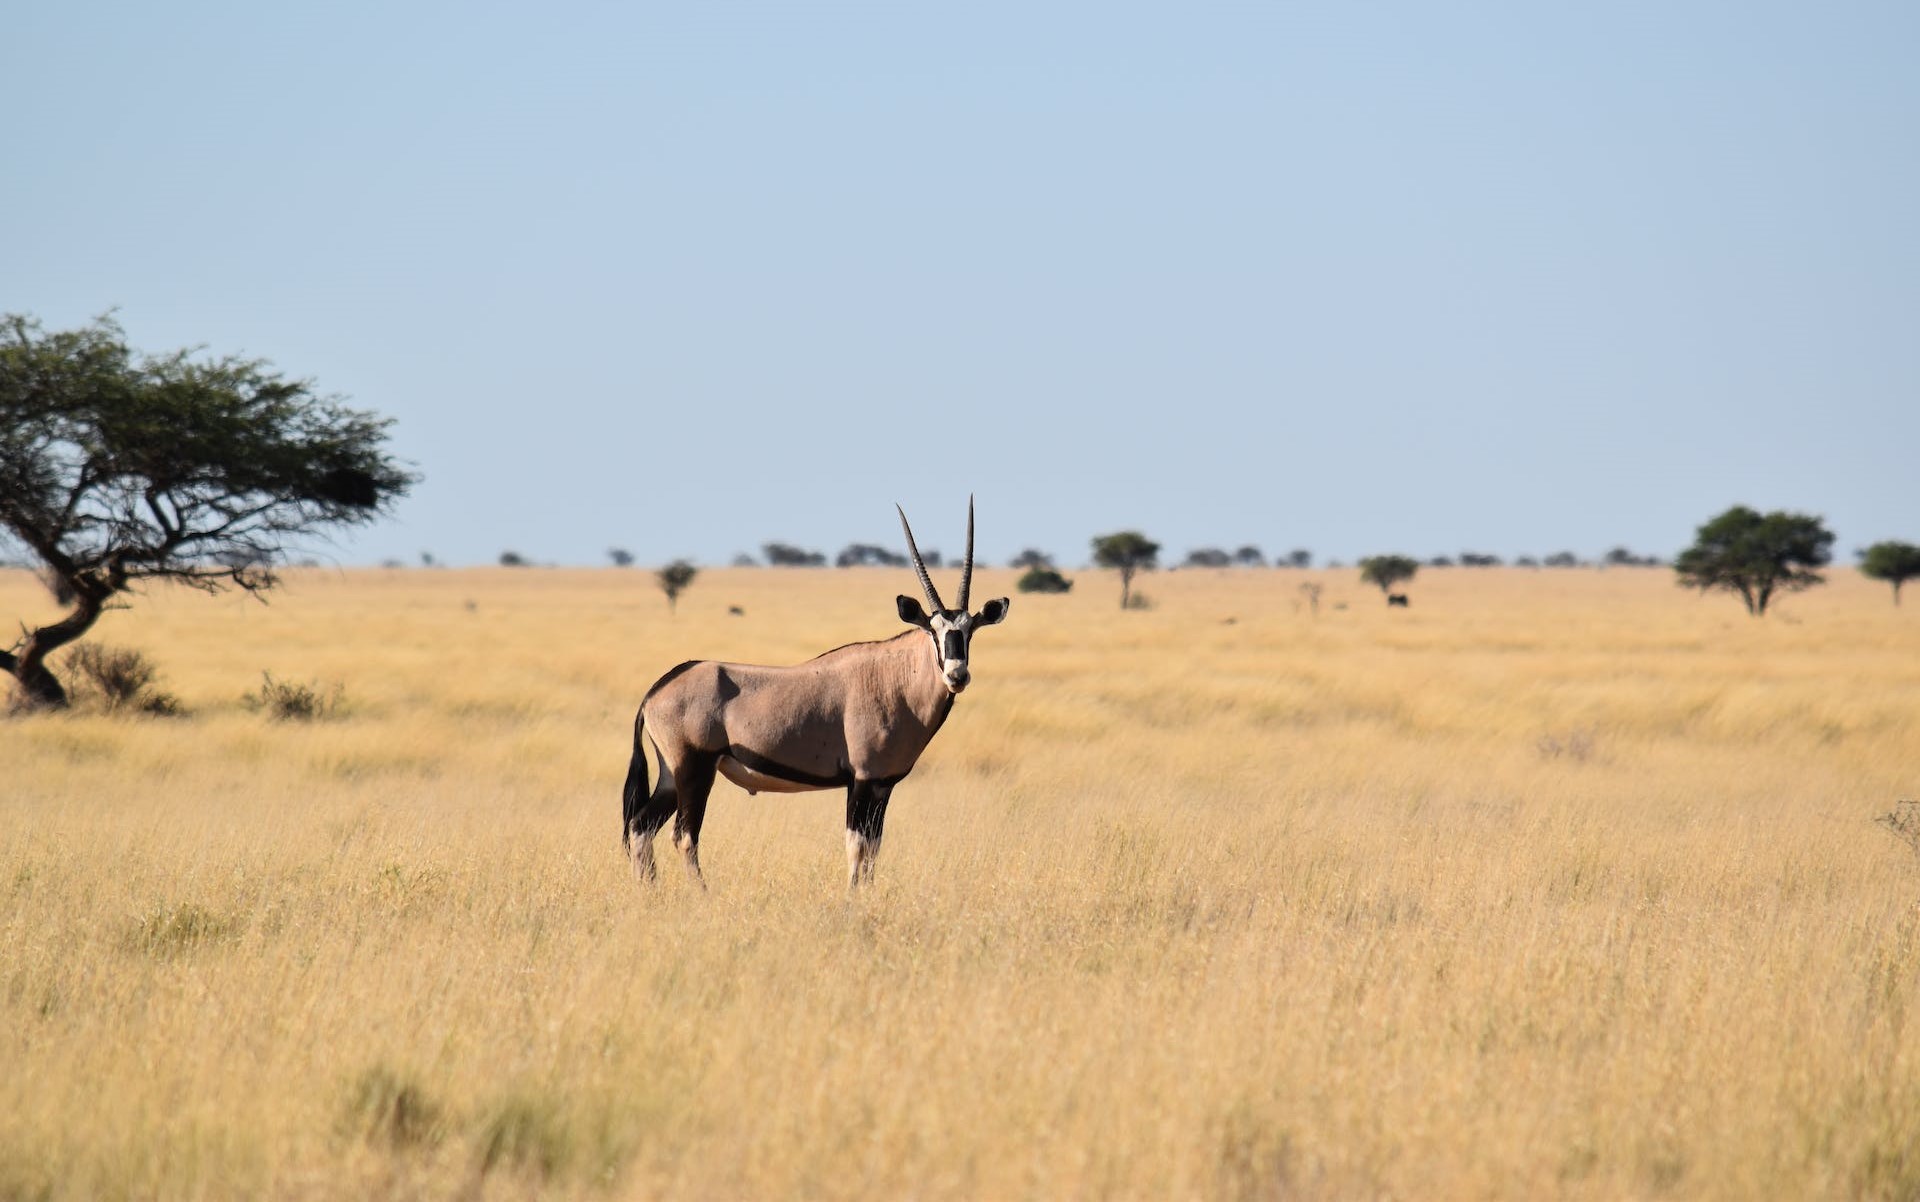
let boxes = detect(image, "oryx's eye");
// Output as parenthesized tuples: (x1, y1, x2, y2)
(942, 630, 965, 660)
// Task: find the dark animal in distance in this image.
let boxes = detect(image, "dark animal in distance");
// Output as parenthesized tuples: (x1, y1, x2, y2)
(623, 499, 1011, 889)
(1387, 593, 1410, 607)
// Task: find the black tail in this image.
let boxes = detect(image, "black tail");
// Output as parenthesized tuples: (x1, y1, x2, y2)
(621, 709, 648, 850)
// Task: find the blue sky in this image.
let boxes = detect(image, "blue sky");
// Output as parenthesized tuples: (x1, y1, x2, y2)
(4, 2, 1915, 567)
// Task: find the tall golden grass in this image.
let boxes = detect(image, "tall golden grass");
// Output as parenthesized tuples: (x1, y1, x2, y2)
(2, 564, 1917, 1200)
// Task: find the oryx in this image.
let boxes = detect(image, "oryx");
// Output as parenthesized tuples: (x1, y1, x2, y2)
(622, 499, 1011, 888)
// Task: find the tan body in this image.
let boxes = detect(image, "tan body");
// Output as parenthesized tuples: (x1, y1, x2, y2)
(643, 633, 954, 794)
(620, 498, 1009, 890)
(623, 630, 968, 888)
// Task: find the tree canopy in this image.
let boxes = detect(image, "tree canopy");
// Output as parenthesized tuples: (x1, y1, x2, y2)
(1091, 531, 1159, 610)
(1673, 505, 1832, 616)
(0, 314, 413, 707)
(657, 560, 698, 613)
(1359, 555, 1419, 596)
(1860, 540, 1920, 606)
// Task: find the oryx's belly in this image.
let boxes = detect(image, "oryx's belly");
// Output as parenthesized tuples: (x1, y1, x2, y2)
(717, 754, 834, 795)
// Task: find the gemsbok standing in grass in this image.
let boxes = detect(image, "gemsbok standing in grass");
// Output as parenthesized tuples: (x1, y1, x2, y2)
(623, 499, 1011, 889)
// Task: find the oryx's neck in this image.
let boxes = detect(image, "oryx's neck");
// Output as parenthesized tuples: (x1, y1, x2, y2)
(870, 629, 955, 727)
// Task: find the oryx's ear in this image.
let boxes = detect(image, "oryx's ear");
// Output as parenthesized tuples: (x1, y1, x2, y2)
(897, 595, 933, 628)
(975, 597, 1011, 626)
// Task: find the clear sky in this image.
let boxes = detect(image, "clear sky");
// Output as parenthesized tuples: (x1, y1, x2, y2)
(4, 2, 1915, 568)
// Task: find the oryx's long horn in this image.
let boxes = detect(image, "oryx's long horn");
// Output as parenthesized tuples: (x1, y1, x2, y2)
(957, 494, 975, 611)
(896, 504, 945, 612)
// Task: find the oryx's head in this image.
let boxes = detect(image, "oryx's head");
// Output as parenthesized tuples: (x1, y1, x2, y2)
(895, 497, 1010, 695)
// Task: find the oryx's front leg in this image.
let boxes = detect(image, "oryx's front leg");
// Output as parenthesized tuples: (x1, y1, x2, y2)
(845, 779, 895, 889)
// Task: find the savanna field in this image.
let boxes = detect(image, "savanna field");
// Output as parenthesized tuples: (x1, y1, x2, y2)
(3, 564, 1917, 1201)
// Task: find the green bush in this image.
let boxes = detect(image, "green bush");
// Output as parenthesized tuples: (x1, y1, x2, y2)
(1016, 566, 1073, 594)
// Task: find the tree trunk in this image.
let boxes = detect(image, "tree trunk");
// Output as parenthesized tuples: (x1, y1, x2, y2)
(1119, 566, 1134, 610)
(1895, 582, 1903, 607)
(0, 648, 68, 709)
(1, 591, 106, 711)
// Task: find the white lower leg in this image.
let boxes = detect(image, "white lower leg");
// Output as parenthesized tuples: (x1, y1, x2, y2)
(845, 830, 872, 888)
(674, 829, 706, 886)
(629, 826, 658, 882)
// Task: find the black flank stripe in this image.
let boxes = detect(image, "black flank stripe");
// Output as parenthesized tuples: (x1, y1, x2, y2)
(727, 745, 853, 789)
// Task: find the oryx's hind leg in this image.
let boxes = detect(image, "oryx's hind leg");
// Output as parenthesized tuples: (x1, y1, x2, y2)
(844, 779, 896, 890)
(672, 754, 718, 888)
(629, 746, 677, 883)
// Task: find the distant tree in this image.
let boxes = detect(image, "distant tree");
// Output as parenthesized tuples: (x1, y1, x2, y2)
(1859, 540, 1920, 607)
(1674, 505, 1833, 616)
(608, 547, 635, 568)
(1009, 548, 1054, 570)
(732, 552, 759, 567)
(1184, 547, 1231, 569)
(1515, 555, 1540, 568)
(1286, 549, 1312, 569)
(420, 550, 436, 568)
(1016, 566, 1073, 594)
(1091, 531, 1160, 610)
(1603, 546, 1662, 568)
(1428, 556, 1455, 568)
(1298, 580, 1322, 617)
(0, 313, 412, 709)
(1543, 551, 1581, 568)
(835, 542, 908, 568)
(499, 551, 528, 567)
(1459, 552, 1502, 567)
(1234, 545, 1266, 567)
(656, 559, 697, 613)
(1358, 555, 1419, 599)
(762, 542, 826, 567)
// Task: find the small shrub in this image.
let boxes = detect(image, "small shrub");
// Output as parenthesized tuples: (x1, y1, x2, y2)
(339, 1065, 445, 1150)
(1017, 566, 1073, 594)
(1877, 800, 1920, 856)
(1122, 590, 1155, 611)
(62, 644, 184, 715)
(246, 672, 346, 721)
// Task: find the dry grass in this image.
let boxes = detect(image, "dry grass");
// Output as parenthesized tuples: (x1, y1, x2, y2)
(2, 564, 1917, 1200)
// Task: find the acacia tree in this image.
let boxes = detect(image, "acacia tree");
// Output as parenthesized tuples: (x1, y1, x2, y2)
(0, 314, 413, 709)
(1091, 531, 1159, 609)
(1673, 505, 1832, 616)
(657, 559, 697, 613)
(1860, 540, 1920, 606)
(1358, 555, 1419, 599)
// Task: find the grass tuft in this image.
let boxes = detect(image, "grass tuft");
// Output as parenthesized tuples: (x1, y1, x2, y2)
(474, 1091, 573, 1180)
(337, 1065, 445, 1151)
(122, 903, 238, 956)
(244, 672, 345, 721)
